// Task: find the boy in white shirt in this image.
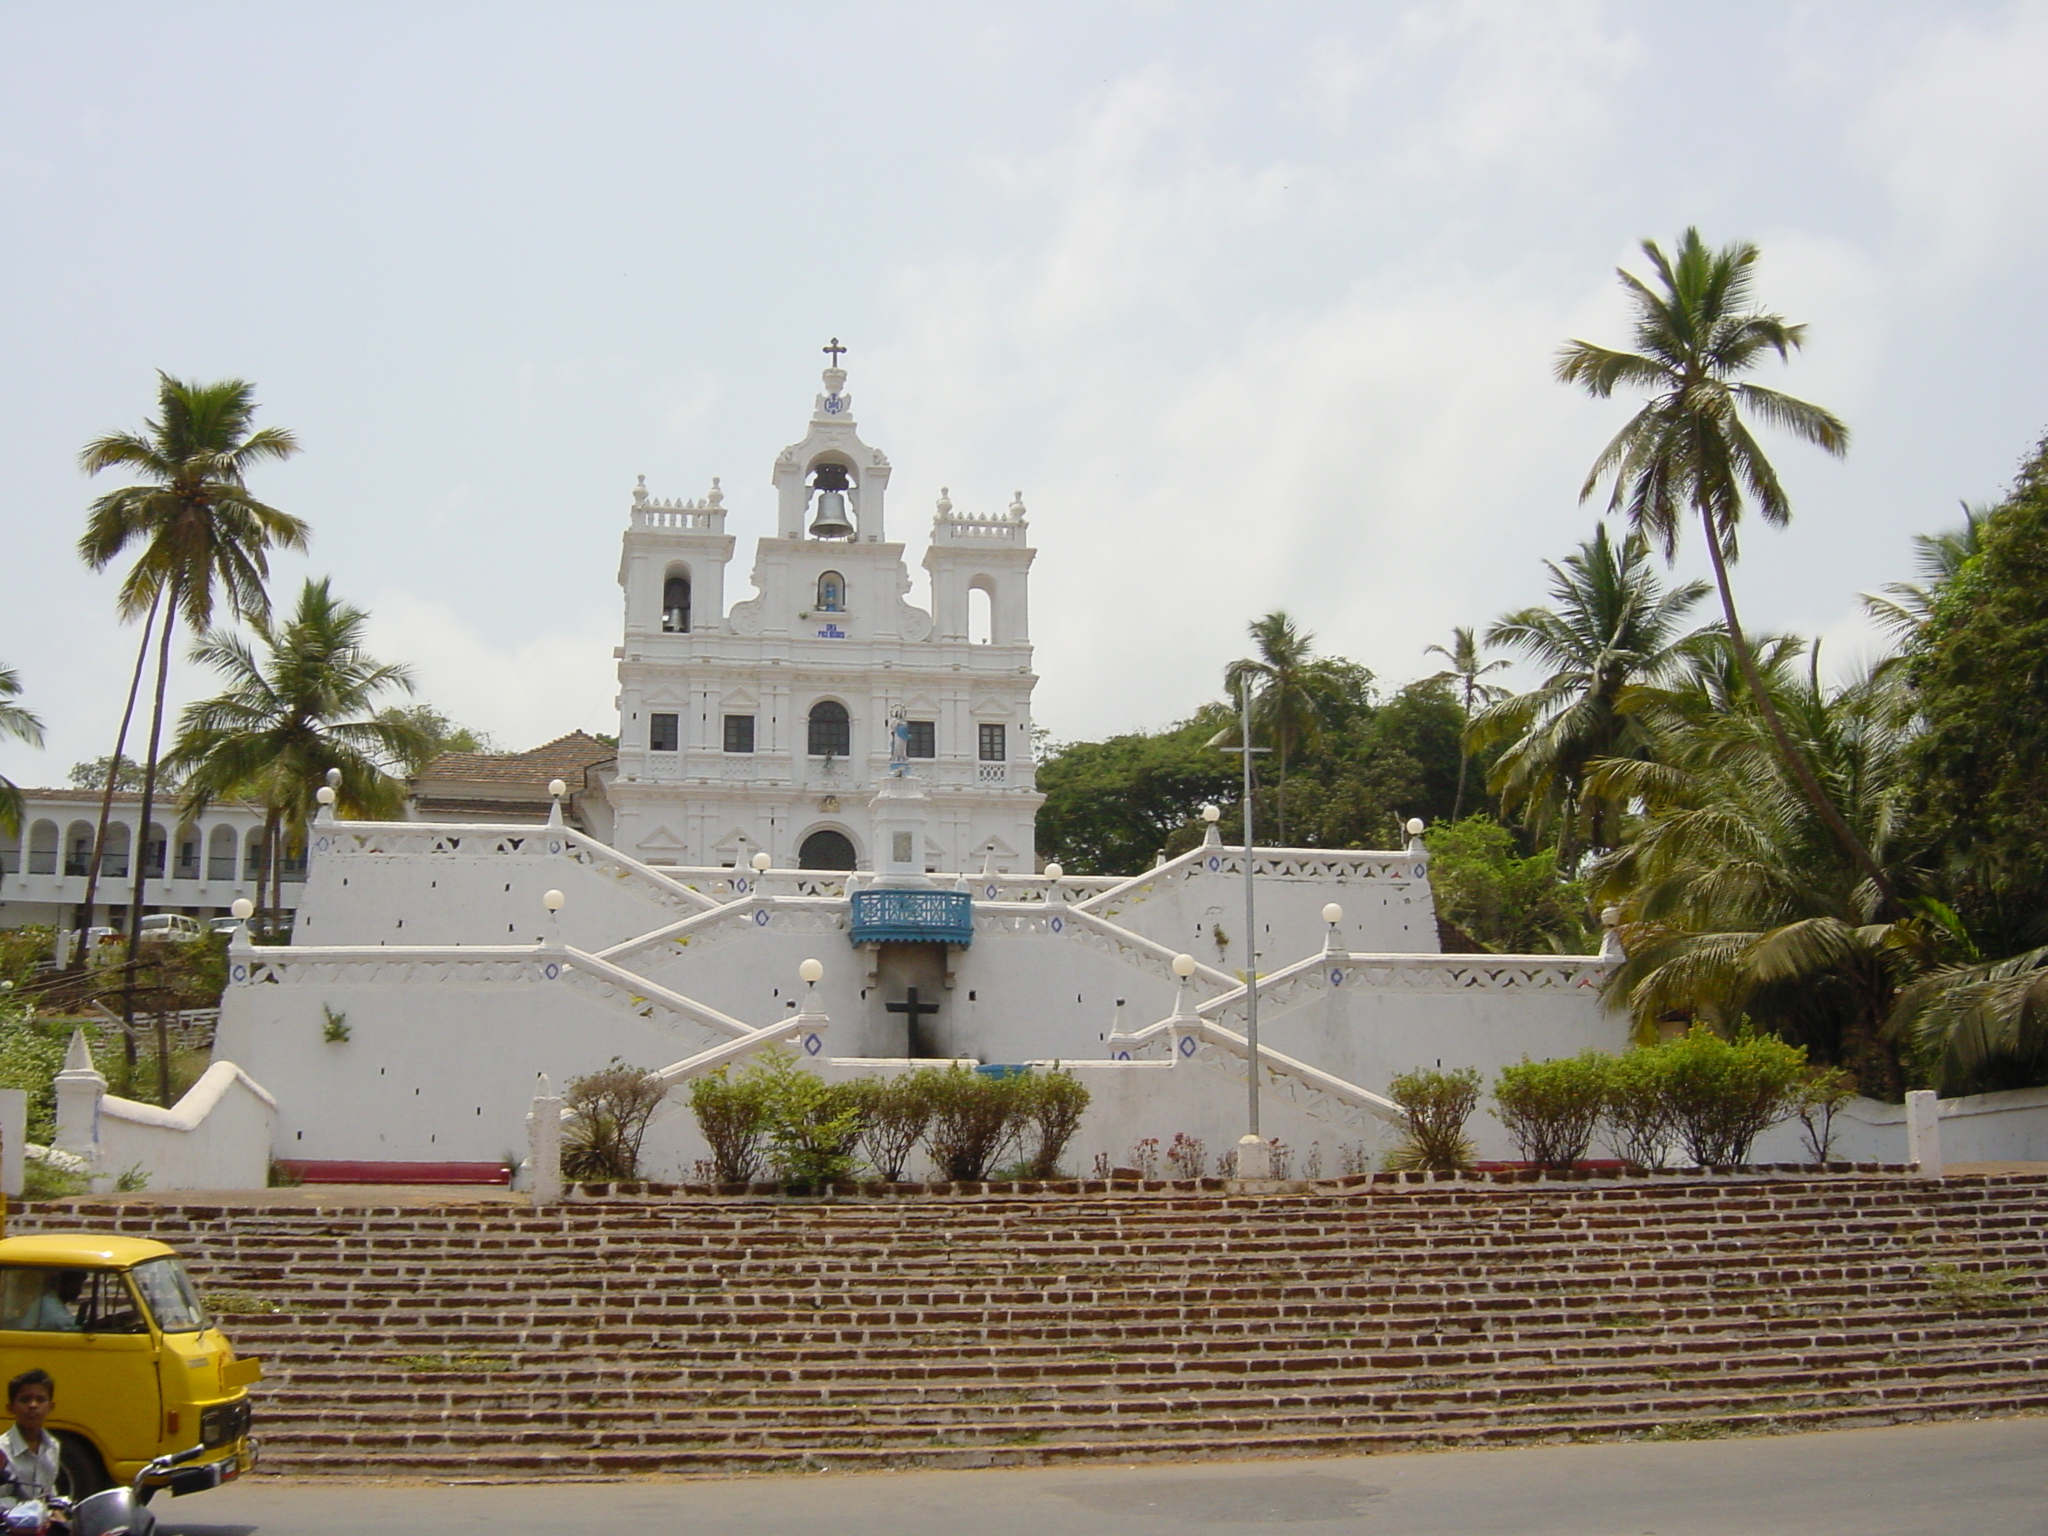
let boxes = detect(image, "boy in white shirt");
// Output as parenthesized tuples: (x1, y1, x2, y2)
(0, 1369, 61, 1516)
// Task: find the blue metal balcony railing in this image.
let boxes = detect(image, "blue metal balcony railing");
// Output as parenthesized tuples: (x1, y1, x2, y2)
(849, 888, 974, 948)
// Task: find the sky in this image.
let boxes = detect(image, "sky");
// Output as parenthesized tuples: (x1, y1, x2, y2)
(3, 0, 2046, 788)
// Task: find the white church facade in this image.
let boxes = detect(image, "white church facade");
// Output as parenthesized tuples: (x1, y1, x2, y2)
(606, 356, 1040, 876)
(46, 351, 1667, 1189)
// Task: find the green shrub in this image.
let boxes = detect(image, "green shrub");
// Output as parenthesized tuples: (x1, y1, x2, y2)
(21, 1157, 88, 1201)
(845, 1075, 935, 1182)
(744, 1051, 863, 1191)
(0, 926, 55, 988)
(1656, 1027, 1808, 1167)
(1604, 1048, 1674, 1168)
(1015, 1070, 1090, 1178)
(922, 1065, 1026, 1182)
(1494, 1053, 1612, 1169)
(561, 1059, 667, 1182)
(687, 1064, 773, 1184)
(1385, 1066, 1480, 1172)
(1790, 1066, 1858, 1163)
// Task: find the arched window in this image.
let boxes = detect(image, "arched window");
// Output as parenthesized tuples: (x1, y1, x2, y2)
(798, 829, 857, 871)
(207, 825, 237, 882)
(967, 581, 994, 645)
(807, 700, 851, 758)
(816, 571, 846, 612)
(662, 572, 691, 634)
(27, 820, 58, 876)
(63, 821, 94, 877)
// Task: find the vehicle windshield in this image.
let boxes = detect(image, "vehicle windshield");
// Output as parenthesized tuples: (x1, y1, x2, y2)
(0, 1266, 146, 1333)
(128, 1257, 209, 1333)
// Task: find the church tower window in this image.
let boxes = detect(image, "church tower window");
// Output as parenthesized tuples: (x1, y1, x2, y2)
(723, 714, 755, 754)
(979, 723, 1007, 762)
(905, 719, 935, 759)
(649, 713, 680, 753)
(662, 574, 691, 633)
(807, 700, 850, 758)
(815, 571, 845, 612)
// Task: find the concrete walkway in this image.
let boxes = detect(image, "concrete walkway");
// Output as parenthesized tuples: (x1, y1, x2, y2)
(164, 1416, 2047, 1536)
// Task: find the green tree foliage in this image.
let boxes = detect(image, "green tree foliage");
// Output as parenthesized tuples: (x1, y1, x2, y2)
(1035, 716, 1236, 874)
(1469, 526, 1710, 859)
(170, 578, 429, 933)
(1557, 229, 1888, 911)
(372, 704, 500, 774)
(76, 375, 308, 973)
(1591, 646, 1924, 1097)
(1221, 611, 1352, 845)
(1424, 816, 1591, 953)
(0, 663, 44, 836)
(65, 756, 174, 793)
(1424, 627, 1512, 820)
(1912, 435, 2048, 956)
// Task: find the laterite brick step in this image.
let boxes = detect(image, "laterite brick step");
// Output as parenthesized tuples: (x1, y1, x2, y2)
(12, 1172, 2045, 1477)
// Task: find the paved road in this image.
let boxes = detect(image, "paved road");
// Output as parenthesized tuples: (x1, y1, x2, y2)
(156, 1417, 2046, 1536)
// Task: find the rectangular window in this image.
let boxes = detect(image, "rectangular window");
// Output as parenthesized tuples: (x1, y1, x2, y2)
(723, 714, 755, 754)
(650, 713, 680, 753)
(906, 719, 935, 759)
(979, 723, 1007, 762)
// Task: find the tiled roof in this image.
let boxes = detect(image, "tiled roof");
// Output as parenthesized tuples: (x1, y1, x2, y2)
(414, 731, 616, 789)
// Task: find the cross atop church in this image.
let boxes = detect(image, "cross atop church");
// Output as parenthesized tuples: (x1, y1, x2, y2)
(823, 337, 847, 364)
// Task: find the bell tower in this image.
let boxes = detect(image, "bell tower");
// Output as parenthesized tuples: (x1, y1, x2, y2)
(773, 339, 893, 542)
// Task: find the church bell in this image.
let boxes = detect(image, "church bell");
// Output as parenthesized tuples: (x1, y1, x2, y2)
(808, 463, 856, 539)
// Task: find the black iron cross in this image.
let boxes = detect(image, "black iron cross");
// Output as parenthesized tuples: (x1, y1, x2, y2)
(885, 986, 940, 1057)
(823, 337, 847, 364)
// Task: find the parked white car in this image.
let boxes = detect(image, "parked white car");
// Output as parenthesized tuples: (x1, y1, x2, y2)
(138, 913, 207, 943)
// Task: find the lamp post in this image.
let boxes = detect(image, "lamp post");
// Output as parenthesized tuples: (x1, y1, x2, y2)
(1215, 674, 1271, 1152)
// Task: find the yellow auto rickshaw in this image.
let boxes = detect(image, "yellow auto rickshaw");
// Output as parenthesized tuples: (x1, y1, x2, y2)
(0, 1234, 258, 1497)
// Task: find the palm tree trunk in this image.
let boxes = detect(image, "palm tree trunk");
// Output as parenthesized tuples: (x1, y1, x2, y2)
(270, 816, 286, 936)
(121, 575, 182, 1047)
(1698, 508, 1900, 917)
(72, 594, 159, 975)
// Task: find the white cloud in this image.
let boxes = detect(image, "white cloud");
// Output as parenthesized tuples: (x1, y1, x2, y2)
(1855, 4, 2048, 277)
(360, 589, 617, 753)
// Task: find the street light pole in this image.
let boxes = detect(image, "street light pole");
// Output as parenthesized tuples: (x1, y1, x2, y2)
(1213, 672, 1269, 1155)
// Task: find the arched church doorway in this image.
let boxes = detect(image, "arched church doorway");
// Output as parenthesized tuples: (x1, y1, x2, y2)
(798, 829, 857, 870)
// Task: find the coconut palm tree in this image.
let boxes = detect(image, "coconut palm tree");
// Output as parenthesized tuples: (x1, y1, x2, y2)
(1556, 229, 1893, 912)
(1861, 503, 1985, 655)
(1590, 652, 1925, 1095)
(170, 578, 430, 937)
(1424, 626, 1512, 819)
(0, 662, 45, 838)
(1220, 611, 1347, 846)
(77, 375, 306, 1000)
(1467, 526, 1710, 861)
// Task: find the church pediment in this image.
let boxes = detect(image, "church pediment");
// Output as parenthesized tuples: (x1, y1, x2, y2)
(636, 823, 687, 853)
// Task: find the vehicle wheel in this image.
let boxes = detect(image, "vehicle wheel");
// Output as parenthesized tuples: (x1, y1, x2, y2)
(57, 1434, 112, 1499)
